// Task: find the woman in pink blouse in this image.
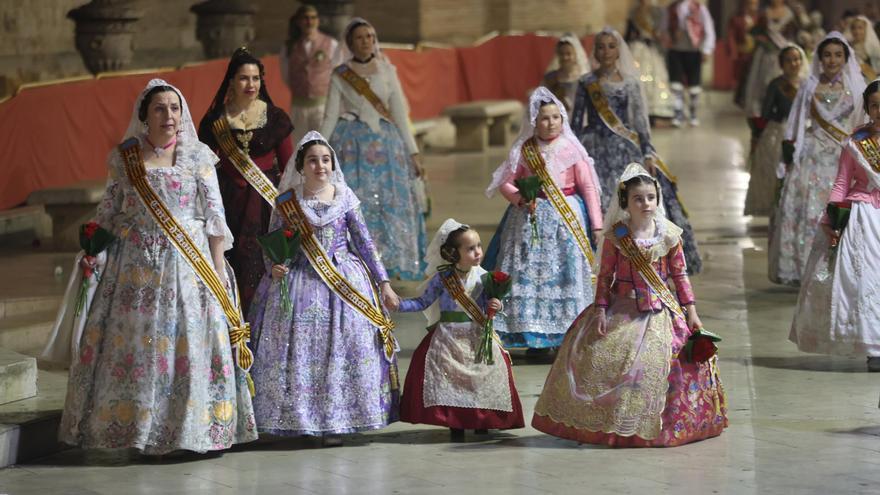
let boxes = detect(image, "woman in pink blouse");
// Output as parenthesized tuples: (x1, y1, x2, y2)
(532, 163, 727, 447)
(790, 80, 880, 370)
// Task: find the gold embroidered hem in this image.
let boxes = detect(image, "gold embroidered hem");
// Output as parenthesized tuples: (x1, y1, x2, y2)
(532, 298, 673, 440)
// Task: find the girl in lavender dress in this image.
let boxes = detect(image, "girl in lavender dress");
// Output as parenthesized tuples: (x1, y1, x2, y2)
(247, 131, 401, 446)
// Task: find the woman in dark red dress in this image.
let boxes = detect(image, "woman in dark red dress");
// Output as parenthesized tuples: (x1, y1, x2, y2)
(198, 48, 294, 317)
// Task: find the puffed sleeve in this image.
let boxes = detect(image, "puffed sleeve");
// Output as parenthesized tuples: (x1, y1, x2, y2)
(346, 205, 389, 283)
(320, 73, 343, 139)
(594, 238, 618, 308)
(195, 145, 234, 251)
(94, 151, 126, 234)
(667, 242, 695, 306)
(627, 79, 656, 158)
(498, 161, 527, 205)
(573, 160, 604, 229)
(398, 274, 444, 312)
(820, 145, 856, 225)
(386, 64, 419, 154)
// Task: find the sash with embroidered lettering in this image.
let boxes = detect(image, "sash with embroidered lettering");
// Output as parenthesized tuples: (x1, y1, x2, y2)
(211, 117, 279, 207)
(334, 65, 394, 121)
(853, 134, 880, 173)
(275, 189, 399, 389)
(521, 137, 595, 265)
(438, 270, 488, 327)
(585, 79, 689, 216)
(612, 221, 685, 320)
(810, 98, 849, 145)
(117, 139, 255, 386)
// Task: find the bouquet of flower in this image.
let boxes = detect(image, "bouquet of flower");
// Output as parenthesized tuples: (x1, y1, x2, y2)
(681, 328, 722, 363)
(826, 201, 851, 250)
(476, 270, 512, 365)
(75, 222, 115, 316)
(257, 228, 301, 317)
(514, 176, 543, 244)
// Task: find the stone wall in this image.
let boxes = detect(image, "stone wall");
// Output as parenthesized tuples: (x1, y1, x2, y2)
(1, 0, 641, 97)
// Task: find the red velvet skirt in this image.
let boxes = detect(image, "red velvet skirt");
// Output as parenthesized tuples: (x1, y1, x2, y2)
(400, 329, 525, 430)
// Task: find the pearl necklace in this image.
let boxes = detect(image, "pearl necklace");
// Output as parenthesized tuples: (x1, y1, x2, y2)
(305, 183, 331, 197)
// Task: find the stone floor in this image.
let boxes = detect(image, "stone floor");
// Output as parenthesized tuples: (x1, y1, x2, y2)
(2, 92, 880, 494)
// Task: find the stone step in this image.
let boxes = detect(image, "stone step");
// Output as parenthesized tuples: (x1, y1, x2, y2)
(0, 348, 37, 406)
(0, 369, 67, 467)
(0, 310, 57, 356)
(0, 295, 62, 319)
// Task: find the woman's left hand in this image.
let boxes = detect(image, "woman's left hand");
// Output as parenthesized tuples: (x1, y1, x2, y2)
(686, 304, 702, 332)
(381, 282, 400, 311)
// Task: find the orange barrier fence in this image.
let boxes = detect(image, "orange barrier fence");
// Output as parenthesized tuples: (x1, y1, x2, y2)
(0, 34, 590, 210)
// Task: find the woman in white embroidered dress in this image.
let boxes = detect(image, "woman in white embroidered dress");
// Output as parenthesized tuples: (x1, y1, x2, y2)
(320, 17, 426, 280)
(768, 32, 867, 285)
(790, 80, 880, 370)
(57, 79, 257, 454)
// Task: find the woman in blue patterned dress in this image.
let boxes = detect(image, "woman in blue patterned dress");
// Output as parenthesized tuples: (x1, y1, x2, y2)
(320, 17, 426, 280)
(572, 27, 702, 273)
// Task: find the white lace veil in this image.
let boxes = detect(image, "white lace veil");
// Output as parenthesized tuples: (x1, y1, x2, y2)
(273, 131, 356, 228)
(590, 27, 641, 80)
(845, 16, 880, 73)
(339, 17, 383, 62)
(421, 218, 468, 325)
(278, 130, 347, 193)
(588, 27, 650, 125)
(485, 86, 600, 198)
(785, 32, 867, 165)
(123, 78, 198, 145)
(544, 33, 590, 76)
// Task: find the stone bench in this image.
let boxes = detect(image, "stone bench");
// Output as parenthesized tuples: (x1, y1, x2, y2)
(411, 117, 448, 151)
(27, 179, 105, 250)
(442, 100, 523, 152)
(0, 205, 52, 246)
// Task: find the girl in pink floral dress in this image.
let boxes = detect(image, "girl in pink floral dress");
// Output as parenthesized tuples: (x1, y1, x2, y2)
(532, 163, 727, 447)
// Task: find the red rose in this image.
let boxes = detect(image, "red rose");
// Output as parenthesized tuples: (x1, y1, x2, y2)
(83, 221, 99, 239)
(283, 229, 293, 239)
(690, 337, 717, 363)
(492, 271, 510, 284)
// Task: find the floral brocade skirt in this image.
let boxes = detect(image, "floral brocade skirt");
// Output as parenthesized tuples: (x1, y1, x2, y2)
(58, 233, 257, 454)
(532, 297, 728, 447)
(330, 119, 426, 280)
(248, 252, 399, 436)
(483, 196, 595, 349)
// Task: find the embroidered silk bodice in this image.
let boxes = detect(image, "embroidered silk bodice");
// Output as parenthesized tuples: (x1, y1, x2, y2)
(594, 234, 695, 313)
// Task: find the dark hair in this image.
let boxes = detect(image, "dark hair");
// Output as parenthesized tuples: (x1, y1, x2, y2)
(864, 80, 880, 113)
(295, 140, 336, 172)
(287, 4, 319, 47)
(345, 20, 372, 49)
(440, 226, 472, 264)
(138, 85, 182, 123)
(777, 45, 802, 68)
(817, 37, 850, 62)
(618, 174, 659, 210)
(556, 39, 574, 51)
(538, 99, 557, 108)
(198, 47, 274, 141)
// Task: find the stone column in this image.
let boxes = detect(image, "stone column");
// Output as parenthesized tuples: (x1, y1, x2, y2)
(190, 0, 258, 60)
(67, 0, 143, 75)
(312, 0, 355, 40)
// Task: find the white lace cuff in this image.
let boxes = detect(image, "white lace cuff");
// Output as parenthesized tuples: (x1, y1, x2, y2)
(206, 215, 234, 251)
